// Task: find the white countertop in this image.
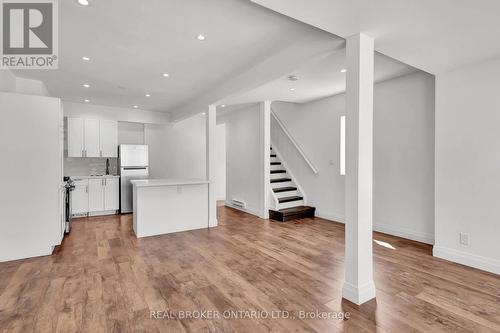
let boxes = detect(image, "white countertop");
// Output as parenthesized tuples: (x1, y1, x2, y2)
(131, 178, 209, 187)
(68, 175, 120, 179)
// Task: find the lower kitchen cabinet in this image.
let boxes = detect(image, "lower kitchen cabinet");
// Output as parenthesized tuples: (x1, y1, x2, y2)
(71, 177, 119, 216)
(104, 178, 119, 211)
(71, 180, 89, 216)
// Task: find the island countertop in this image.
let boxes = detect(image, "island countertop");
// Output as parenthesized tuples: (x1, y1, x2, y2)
(130, 178, 210, 187)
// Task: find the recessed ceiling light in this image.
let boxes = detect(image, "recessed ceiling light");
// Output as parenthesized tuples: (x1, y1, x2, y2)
(84, 99, 90, 103)
(221, 104, 226, 107)
(289, 88, 295, 91)
(82, 56, 90, 61)
(162, 73, 169, 77)
(202, 112, 206, 115)
(145, 94, 151, 97)
(340, 68, 347, 73)
(196, 34, 206, 41)
(77, 0, 89, 6)
(83, 84, 90, 88)
(133, 105, 138, 109)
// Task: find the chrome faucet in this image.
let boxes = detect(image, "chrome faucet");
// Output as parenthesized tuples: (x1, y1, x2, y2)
(106, 158, 110, 175)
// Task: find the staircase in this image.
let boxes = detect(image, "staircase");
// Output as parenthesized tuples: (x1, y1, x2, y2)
(269, 147, 316, 222)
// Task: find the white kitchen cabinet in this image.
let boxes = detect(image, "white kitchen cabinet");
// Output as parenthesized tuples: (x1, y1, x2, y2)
(66, 117, 118, 158)
(71, 179, 89, 215)
(100, 120, 118, 157)
(67, 118, 84, 157)
(88, 178, 105, 212)
(104, 178, 119, 211)
(84, 119, 100, 157)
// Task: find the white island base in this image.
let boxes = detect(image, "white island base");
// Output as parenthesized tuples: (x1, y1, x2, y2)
(131, 179, 211, 238)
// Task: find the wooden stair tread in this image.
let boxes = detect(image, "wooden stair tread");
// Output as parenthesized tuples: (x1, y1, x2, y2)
(269, 206, 316, 222)
(270, 162, 281, 165)
(270, 154, 277, 157)
(273, 186, 297, 193)
(270, 170, 286, 174)
(278, 196, 303, 203)
(270, 178, 291, 183)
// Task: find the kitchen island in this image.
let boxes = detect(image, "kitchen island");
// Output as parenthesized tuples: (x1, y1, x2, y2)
(131, 178, 211, 238)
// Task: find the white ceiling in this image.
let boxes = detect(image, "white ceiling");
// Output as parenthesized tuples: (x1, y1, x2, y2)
(251, 0, 500, 74)
(12, 0, 340, 114)
(221, 50, 417, 105)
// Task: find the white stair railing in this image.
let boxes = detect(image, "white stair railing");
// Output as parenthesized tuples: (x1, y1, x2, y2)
(270, 109, 318, 175)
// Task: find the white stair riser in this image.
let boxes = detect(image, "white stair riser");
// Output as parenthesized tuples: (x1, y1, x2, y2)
(274, 190, 299, 198)
(278, 200, 304, 210)
(271, 181, 293, 188)
(270, 172, 288, 180)
(270, 156, 280, 163)
(270, 164, 283, 171)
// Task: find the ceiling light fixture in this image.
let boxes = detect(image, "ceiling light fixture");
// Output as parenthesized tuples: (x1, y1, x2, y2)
(133, 105, 139, 109)
(82, 56, 90, 61)
(77, 0, 89, 6)
(162, 73, 169, 77)
(84, 99, 90, 103)
(289, 88, 295, 91)
(340, 68, 347, 73)
(196, 34, 206, 41)
(202, 112, 206, 115)
(221, 104, 226, 107)
(83, 84, 90, 88)
(145, 94, 151, 97)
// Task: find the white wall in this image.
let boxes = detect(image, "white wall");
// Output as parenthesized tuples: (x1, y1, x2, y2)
(0, 69, 16, 92)
(0, 71, 50, 96)
(434, 57, 500, 274)
(145, 114, 207, 179)
(118, 122, 145, 145)
(272, 71, 435, 244)
(0, 92, 62, 262)
(15, 77, 50, 96)
(63, 101, 170, 124)
(215, 124, 227, 200)
(218, 104, 263, 216)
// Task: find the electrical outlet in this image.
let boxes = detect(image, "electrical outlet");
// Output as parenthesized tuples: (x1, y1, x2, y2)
(459, 233, 469, 246)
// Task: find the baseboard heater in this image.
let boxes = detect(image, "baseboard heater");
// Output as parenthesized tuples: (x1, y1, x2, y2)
(231, 199, 246, 209)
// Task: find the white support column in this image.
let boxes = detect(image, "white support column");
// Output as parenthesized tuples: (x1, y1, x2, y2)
(260, 101, 271, 219)
(206, 105, 217, 227)
(342, 33, 376, 305)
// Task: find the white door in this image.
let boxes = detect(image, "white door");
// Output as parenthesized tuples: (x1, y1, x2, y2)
(84, 119, 100, 157)
(104, 178, 119, 211)
(100, 120, 118, 158)
(71, 184, 88, 215)
(88, 178, 104, 212)
(67, 118, 84, 157)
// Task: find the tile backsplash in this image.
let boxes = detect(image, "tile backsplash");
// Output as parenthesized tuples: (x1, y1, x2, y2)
(64, 157, 118, 176)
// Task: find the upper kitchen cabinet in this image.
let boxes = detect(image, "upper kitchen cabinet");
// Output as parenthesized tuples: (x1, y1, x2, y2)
(67, 117, 84, 157)
(66, 117, 118, 158)
(84, 119, 100, 157)
(100, 120, 118, 157)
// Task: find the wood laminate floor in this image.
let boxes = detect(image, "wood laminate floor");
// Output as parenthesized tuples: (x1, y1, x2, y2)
(1, 206, 500, 332)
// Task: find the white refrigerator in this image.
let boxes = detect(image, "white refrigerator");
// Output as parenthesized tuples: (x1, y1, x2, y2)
(119, 144, 149, 213)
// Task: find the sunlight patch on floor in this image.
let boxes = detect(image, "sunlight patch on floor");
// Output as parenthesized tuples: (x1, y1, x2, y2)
(374, 239, 396, 250)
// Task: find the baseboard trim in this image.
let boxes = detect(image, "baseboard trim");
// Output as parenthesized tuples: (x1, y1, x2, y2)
(373, 222, 434, 245)
(315, 211, 345, 223)
(316, 212, 434, 245)
(224, 201, 262, 218)
(342, 281, 376, 305)
(433, 245, 500, 275)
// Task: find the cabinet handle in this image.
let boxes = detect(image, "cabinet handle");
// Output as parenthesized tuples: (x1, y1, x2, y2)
(81, 150, 84, 158)
(100, 150, 102, 157)
(85, 185, 88, 193)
